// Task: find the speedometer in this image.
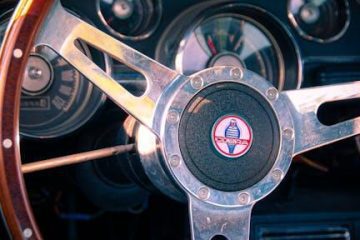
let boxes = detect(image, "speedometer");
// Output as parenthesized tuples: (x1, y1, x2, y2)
(20, 44, 106, 138)
(0, 9, 107, 138)
(175, 15, 284, 88)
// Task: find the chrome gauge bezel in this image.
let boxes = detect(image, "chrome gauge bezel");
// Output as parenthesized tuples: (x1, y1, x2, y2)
(287, 0, 351, 43)
(155, 2, 303, 90)
(20, 41, 108, 139)
(0, 9, 110, 139)
(96, 0, 163, 41)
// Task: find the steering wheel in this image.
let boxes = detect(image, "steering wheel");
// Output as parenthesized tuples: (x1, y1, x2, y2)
(0, 1, 359, 239)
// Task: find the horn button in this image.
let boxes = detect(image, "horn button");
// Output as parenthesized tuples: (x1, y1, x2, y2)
(139, 67, 294, 205)
(178, 82, 280, 192)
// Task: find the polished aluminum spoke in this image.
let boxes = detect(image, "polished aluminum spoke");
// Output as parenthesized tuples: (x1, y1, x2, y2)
(283, 81, 360, 155)
(35, 2, 183, 132)
(22, 144, 134, 174)
(189, 196, 253, 240)
(31, 3, 360, 240)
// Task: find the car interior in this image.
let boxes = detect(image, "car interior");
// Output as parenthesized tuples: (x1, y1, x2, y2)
(0, 0, 359, 239)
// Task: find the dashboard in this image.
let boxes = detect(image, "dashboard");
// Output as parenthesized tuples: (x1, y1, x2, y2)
(0, 0, 360, 239)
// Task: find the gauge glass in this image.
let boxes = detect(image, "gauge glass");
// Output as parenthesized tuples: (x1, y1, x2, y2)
(97, 0, 162, 40)
(288, 0, 350, 42)
(19, 44, 106, 138)
(175, 15, 284, 88)
(0, 10, 12, 44)
(0, 13, 106, 138)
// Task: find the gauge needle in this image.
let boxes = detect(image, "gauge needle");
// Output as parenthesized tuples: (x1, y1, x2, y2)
(207, 35, 217, 55)
(234, 36, 244, 53)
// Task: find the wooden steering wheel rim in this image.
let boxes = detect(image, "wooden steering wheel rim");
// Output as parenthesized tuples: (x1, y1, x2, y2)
(0, 0, 54, 239)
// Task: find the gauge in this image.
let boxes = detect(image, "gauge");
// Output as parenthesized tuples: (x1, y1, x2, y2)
(175, 15, 283, 88)
(97, 0, 162, 40)
(288, 0, 350, 42)
(0, 13, 107, 138)
(0, 9, 12, 44)
(156, 4, 302, 90)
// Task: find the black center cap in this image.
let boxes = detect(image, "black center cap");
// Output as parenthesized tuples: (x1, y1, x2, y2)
(178, 82, 280, 192)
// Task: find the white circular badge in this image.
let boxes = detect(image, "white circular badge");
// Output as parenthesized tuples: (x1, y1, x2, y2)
(212, 115, 253, 158)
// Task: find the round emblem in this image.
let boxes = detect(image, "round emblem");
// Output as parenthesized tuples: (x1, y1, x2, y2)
(212, 115, 253, 158)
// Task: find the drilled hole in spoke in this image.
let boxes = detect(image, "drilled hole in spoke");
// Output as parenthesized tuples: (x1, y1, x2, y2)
(73, 42, 147, 97)
(211, 235, 228, 240)
(110, 59, 146, 97)
(317, 98, 360, 126)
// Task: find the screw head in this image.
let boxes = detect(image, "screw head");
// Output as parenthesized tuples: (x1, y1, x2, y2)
(283, 127, 294, 140)
(190, 76, 204, 90)
(23, 228, 33, 238)
(167, 110, 179, 124)
(28, 66, 43, 79)
(238, 192, 250, 205)
(231, 67, 243, 79)
(197, 187, 210, 200)
(272, 169, 283, 182)
(266, 87, 279, 101)
(13, 48, 23, 58)
(169, 155, 181, 168)
(2, 139, 12, 149)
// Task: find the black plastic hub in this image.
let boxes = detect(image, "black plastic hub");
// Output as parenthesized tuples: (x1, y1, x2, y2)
(179, 82, 280, 192)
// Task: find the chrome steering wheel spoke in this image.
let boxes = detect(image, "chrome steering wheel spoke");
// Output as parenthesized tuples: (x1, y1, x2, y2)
(30, 3, 360, 240)
(283, 81, 360, 155)
(189, 196, 253, 240)
(35, 1, 183, 133)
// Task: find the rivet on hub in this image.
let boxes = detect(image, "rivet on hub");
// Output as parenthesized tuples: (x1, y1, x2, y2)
(190, 76, 204, 90)
(231, 67, 243, 80)
(272, 169, 283, 182)
(266, 87, 279, 101)
(283, 127, 294, 140)
(167, 110, 179, 124)
(197, 186, 210, 200)
(169, 155, 181, 168)
(238, 192, 250, 205)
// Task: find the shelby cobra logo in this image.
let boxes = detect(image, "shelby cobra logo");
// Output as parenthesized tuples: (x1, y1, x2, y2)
(212, 115, 253, 158)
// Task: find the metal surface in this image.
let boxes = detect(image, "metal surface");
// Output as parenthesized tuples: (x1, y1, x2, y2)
(137, 124, 186, 202)
(160, 67, 294, 207)
(283, 81, 360, 155)
(0, 9, 111, 139)
(146, 66, 294, 239)
(22, 144, 134, 173)
(189, 196, 253, 240)
(32, 2, 360, 239)
(35, 2, 183, 133)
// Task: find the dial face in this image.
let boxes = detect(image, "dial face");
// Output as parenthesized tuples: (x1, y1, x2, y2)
(19, 45, 105, 138)
(175, 15, 283, 88)
(0, 13, 105, 138)
(288, 0, 350, 42)
(97, 0, 162, 39)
